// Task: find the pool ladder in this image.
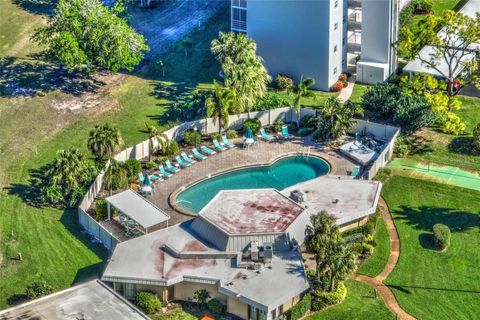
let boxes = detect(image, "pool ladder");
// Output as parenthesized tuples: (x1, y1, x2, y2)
(300, 146, 311, 157)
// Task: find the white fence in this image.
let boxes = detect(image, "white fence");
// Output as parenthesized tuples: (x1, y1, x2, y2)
(78, 106, 400, 251)
(348, 120, 401, 179)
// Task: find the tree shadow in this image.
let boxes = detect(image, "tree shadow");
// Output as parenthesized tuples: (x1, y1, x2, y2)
(72, 261, 107, 286)
(388, 284, 480, 295)
(418, 233, 436, 250)
(393, 205, 479, 233)
(0, 56, 104, 98)
(4, 165, 52, 208)
(12, 0, 56, 15)
(6, 293, 28, 306)
(448, 136, 476, 156)
(406, 135, 433, 155)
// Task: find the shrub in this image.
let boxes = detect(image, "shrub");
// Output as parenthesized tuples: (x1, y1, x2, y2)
(254, 94, 289, 111)
(207, 298, 224, 314)
(414, 0, 433, 13)
(193, 289, 210, 306)
(364, 234, 377, 246)
(306, 269, 316, 280)
(273, 119, 284, 132)
(374, 168, 391, 183)
(276, 74, 294, 91)
(242, 118, 262, 134)
(145, 161, 157, 169)
(25, 281, 54, 300)
(287, 123, 298, 135)
(124, 159, 141, 179)
(135, 291, 162, 314)
(209, 132, 222, 142)
(350, 242, 364, 255)
(165, 140, 179, 156)
(226, 129, 238, 139)
(289, 293, 311, 320)
(394, 136, 411, 158)
(433, 224, 451, 251)
(299, 115, 316, 129)
(154, 156, 168, 164)
(311, 282, 347, 311)
(183, 130, 202, 146)
(362, 243, 375, 256)
(329, 81, 343, 92)
(472, 123, 480, 154)
(298, 127, 314, 137)
(94, 199, 108, 221)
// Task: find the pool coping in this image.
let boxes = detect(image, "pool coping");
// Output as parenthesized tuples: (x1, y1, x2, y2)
(168, 151, 333, 217)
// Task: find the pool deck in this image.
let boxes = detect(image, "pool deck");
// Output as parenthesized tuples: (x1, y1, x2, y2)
(145, 137, 358, 226)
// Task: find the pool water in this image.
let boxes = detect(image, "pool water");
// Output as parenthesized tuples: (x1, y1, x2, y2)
(175, 155, 330, 213)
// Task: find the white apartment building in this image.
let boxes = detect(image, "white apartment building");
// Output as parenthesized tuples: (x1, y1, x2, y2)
(231, 0, 405, 91)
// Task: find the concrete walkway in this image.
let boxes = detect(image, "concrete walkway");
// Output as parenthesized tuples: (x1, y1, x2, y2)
(353, 198, 416, 320)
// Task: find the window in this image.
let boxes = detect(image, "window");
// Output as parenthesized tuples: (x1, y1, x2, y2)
(333, 67, 338, 75)
(334, 45, 338, 52)
(125, 283, 135, 300)
(334, 22, 338, 30)
(335, 0, 338, 8)
(232, 0, 247, 8)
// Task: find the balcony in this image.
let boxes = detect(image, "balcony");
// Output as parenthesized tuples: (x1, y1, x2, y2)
(348, 0, 361, 9)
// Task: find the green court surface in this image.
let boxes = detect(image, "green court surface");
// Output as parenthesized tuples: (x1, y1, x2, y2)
(389, 159, 480, 191)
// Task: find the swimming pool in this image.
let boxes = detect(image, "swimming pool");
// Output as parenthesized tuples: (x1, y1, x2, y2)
(174, 155, 330, 213)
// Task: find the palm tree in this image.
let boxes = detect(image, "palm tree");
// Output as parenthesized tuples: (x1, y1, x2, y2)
(211, 32, 270, 115)
(304, 211, 339, 281)
(290, 77, 316, 119)
(315, 97, 363, 142)
(145, 123, 168, 161)
(326, 236, 356, 292)
(205, 80, 239, 133)
(45, 148, 93, 189)
(87, 123, 122, 162)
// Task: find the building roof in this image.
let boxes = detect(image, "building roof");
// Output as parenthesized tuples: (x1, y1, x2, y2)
(198, 189, 304, 235)
(282, 176, 382, 226)
(106, 189, 170, 229)
(102, 221, 309, 312)
(0, 280, 148, 320)
(403, 0, 480, 77)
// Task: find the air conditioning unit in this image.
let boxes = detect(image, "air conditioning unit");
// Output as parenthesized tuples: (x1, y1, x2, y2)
(290, 190, 306, 203)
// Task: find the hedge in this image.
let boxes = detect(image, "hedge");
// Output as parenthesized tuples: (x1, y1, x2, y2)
(433, 224, 451, 251)
(311, 282, 347, 311)
(289, 293, 311, 320)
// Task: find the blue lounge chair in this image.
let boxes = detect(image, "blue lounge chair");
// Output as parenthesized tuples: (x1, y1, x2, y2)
(159, 165, 173, 178)
(192, 148, 207, 160)
(175, 155, 191, 168)
(222, 135, 236, 149)
(213, 139, 227, 151)
(200, 145, 216, 155)
(351, 166, 361, 178)
(165, 160, 180, 173)
(281, 125, 293, 139)
(260, 128, 274, 141)
(181, 152, 196, 164)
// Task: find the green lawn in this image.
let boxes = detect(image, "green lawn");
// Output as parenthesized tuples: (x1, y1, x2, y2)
(402, 0, 465, 32)
(305, 280, 394, 320)
(348, 83, 369, 104)
(383, 176, 480, 320)
(409, 96, 480, 171)
(0, 3, 229, 308)
(357, 218, 391, 278)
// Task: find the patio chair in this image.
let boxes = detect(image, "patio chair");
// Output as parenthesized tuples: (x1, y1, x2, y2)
(260, 128, 274, 141)
(175, 155, 191, 168)
(192, 148, 207, 160)
(280, 125, 293, 139)
(222, 135, 236, 149)
(200, 145, 216, 155)
(159, 165, 173, 178)
(165, 160, 180, 173)
(351, 166, 361, 178)
(213, 139, 227, 151)
(181, 152, 196, 164)
(138, 172, 145, 184)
